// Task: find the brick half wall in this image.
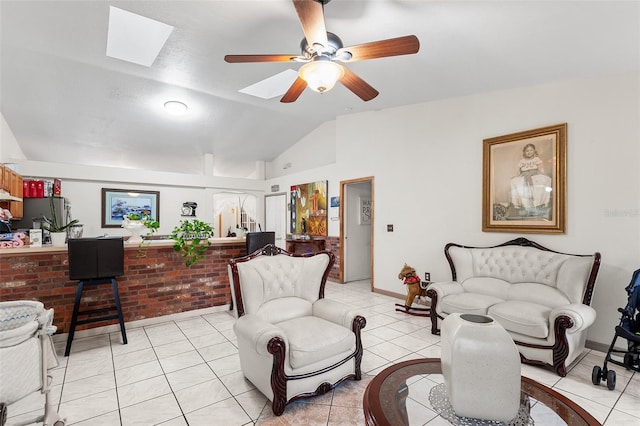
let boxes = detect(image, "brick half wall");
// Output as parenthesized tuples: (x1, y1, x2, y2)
(0, 242, 246, 334)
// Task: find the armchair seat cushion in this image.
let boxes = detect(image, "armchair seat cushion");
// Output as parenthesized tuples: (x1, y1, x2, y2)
(488, 301, 550, 339)
(440, 292, 504, 315)
(276, 316, 355, 369)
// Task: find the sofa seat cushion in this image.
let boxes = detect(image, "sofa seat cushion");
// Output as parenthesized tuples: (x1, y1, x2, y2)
(507, 283, 571, 308)
(276, 316, 355, 369)
(440, 293, 504, 315)
(488, 301, 550, 339)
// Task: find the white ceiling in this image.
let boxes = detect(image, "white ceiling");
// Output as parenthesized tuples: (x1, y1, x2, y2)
(1, 1, 638, 177)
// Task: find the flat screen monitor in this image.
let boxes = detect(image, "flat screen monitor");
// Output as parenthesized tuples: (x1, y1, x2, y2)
(246, 232, 275, 255)
(68, 237, 124, 280)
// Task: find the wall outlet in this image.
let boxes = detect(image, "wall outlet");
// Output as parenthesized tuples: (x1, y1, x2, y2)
(424, 272, 431, 281)
(387, 224, 394, 232)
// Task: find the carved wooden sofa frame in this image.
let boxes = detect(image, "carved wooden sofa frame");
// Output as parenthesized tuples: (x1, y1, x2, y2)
(426, 238, 601, 376)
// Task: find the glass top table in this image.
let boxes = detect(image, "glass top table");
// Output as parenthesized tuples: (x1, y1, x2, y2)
(363, 358, 600, 426)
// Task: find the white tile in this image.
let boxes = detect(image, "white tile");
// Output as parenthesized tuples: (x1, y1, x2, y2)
(175, 316, 210, 330)
(235, 389, 268, 420)
(58, 389, 119, 424)
(110, 329, 152, 356)
(66, 345, 112, 367)
(366, 341, 412, 362)
(386, 320, 426, 334)
(70, 410, 121, 425)
(153, 339, 195, 359)
(115, 359, 163, 387)
(157, 416, 188, 426)
(64, 357, 114, 383)
(612, 391, 640, 418)
(390, 334, 430, 351)
(218, 370, 255, 395)
(166, 363, 217, 392)
(360, 350, 391, 373)
(185, 397, 252, 426)
(61, 371, 116, 403)
(603, 408, 640, 425)
(366, 326, 405, 341)
(117, 375, 172, 408)
(66, 334, 111, 355)
(196, 341, 238, 362)
(187, 330, 227, 349)
(120, 393, 182, 426)
(159, 349, 205, 373)
(207, 353, 242, 377)
(174, 378, 232, 413)
(113, 347, 157, 369)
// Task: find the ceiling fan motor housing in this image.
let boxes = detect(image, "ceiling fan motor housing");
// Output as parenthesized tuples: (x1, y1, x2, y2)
(300, 31, 344, 58)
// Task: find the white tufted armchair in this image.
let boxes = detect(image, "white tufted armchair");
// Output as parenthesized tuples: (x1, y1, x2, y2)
(228, 244, 366, 416)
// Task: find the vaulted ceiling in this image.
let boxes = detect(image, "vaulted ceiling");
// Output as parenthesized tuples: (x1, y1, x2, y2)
(1, 1, 638, 177)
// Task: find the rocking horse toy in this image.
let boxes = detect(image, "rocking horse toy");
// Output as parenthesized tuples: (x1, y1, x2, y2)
(395, 263, 430, 317)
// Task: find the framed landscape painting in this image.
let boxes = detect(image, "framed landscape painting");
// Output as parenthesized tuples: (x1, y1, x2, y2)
(102, 188, 160, 228)
(482, 123, 566, 234)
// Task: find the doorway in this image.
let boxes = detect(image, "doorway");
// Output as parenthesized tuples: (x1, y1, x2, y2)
(265, 193, 287, 249)
(340, 177, 373, 287)
(212, 192, 257, 237)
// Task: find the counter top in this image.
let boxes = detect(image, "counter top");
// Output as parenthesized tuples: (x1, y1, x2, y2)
(0, 237, 245, 255)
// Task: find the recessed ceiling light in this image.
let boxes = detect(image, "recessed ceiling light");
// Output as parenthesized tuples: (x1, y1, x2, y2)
(164, 101, 188, 116)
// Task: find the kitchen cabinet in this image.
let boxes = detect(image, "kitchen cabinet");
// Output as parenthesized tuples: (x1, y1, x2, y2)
(0, 165, 9, 192)
(0, 165, 23, 219)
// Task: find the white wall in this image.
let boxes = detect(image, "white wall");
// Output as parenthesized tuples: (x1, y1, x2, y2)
(267, 72, 640, 347)
(11, 160, 265, 238)
(0, 113, 26, 162)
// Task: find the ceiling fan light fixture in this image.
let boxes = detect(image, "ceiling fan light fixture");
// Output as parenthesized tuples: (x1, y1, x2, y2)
(164, 100, 188, 116)
(299, 59, 344, 93)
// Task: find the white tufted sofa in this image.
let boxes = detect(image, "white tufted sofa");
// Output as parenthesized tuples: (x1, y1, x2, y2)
(228, 244, 366, 416)
(426, 238, 601, 376)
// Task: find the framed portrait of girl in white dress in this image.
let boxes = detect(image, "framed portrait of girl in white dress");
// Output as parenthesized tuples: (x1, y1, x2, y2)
(482, 123, 567, 234)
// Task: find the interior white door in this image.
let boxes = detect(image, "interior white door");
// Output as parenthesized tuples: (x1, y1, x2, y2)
(344, 182, 372, 282)
(265, 193, 287, 249)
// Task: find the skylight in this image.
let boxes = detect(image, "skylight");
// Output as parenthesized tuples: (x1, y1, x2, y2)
(106, 6, 174, 67)
(239, 69, 299, 99)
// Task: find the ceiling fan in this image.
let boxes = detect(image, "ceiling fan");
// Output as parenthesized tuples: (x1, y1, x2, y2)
(224, 0, 420, 103)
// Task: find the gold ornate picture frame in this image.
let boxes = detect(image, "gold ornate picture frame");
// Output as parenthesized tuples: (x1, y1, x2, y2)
(482, 123, 567, 234)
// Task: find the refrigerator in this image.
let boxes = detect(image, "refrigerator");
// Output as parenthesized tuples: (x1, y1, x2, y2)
(11, 197, 68, 231)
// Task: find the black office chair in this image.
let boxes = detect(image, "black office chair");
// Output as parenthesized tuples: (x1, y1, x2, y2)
(246, 231, 276, 255)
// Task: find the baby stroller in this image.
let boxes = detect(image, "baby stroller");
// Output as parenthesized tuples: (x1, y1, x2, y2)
(0, 301, 65, 426)
(592, 268, 640, 390)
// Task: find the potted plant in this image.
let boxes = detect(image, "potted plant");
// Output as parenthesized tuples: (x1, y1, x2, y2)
(42, 197, 79, 246)
(171, 219, 214, 267)
(122, 212, 159, 255)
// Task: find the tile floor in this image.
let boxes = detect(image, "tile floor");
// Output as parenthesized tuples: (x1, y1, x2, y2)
(5, 280, 640, 425)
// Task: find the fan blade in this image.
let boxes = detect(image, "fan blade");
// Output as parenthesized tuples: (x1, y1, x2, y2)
(293, 0, 328, 50)
(280, 76, 308, 103)
(225, 54, 300, 63)
(339, 67, 379, 102)
(336, 35, 420, 62)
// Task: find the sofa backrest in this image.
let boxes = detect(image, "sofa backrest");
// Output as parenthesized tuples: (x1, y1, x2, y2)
(446, 238, 600, 305)
(229, 245, 334, 321)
